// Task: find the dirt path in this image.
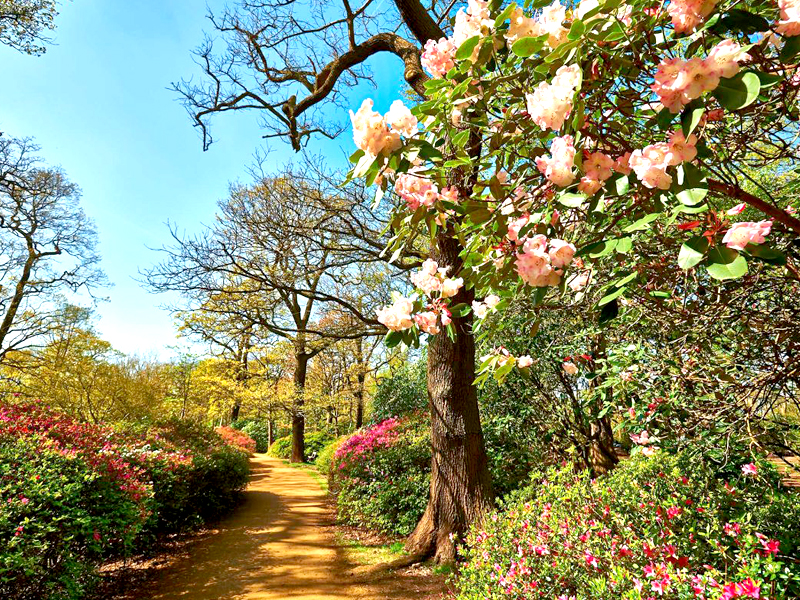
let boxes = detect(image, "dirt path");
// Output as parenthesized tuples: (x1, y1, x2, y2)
(145, 454, 367, 600)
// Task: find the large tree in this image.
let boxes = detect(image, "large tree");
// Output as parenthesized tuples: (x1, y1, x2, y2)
(144, 175, 386, 462)
(0, 136, 104, 367)
(175, 0, 493, 561)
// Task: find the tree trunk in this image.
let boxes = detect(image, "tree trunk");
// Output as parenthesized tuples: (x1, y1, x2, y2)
(354, 337, 365, 428)
(585, 334, 618, 476)
(231, 403, 241, 423)
(405, 233, 494, 563)
(291, 351, 309, 463)
(587, 415, 618, 476)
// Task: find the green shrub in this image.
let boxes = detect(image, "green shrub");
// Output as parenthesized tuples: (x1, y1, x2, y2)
(456, 450, 800, 600)
(268, 435, 292, 459)
(331, 415, 430, 536)
(316, 437, 346, 475)
(0, 438, 144, 600)
(238, 420, 271, 452)
(370, 358, 428, 423)
(268, 431, 333, 463)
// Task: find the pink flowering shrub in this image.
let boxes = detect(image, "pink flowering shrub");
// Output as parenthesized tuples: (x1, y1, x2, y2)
(215, 426, 257, 454)
(331, 414, 430, 535)
(456, 452, 800, 600)
(0, 403, 250, 599)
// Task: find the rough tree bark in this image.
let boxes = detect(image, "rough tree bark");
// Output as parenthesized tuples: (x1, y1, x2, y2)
(291, 348, 310, 463)
(585, 334, 618, 476)
(404, 233, 494, 563)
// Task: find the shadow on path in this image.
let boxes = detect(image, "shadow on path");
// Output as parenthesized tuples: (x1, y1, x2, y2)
(146, 455, 364, 600)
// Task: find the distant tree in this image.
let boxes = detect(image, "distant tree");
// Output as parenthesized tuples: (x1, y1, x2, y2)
(0, 0, 61, 55)
(144, 175, 387, 461)
(0, 136, 104, 367)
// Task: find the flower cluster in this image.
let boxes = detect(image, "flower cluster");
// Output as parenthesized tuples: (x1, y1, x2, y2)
(421, 37, 457, 78)
(394, 172, 458, 210)
(349, 98, 416, 158)
(456, 453, 800, 600)
(536, 134, 576, 186)
(515, 234, 576, 287)
(629, 131, 698, 189)
(526, 64, 581, 132)
(652, 40, 751, 113)
(376, 294, 415, 331)
(722, 220, 772, 251)
(667, 0, 718, 34)
(214, 426, 257, 454)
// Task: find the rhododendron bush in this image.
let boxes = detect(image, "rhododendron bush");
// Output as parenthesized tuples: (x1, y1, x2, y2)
(350, 0, 800, 386)
(455, 452, 800, 599)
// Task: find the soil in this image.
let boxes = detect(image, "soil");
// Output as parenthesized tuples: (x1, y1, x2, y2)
(100, 454, 449, 600)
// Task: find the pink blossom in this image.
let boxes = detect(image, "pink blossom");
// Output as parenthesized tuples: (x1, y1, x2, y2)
(630, 143, 673, 189)
(536, 135, 576, 186)
(741, 462, 758, 476)
(548, 239, 576, 268)
(384, 100, 418, 137)
(777, 0, 800, 36)
(507, 214, 531, 242)
(666, 130, 698, 165)
(567, 271, 589, 291)
(414, 311, 440, 335)
(472, 300, 490, 318)
(614, 152, 632, 175)
(421, 37, 457, 78)
(350, 99, 401, 157)
(376, 296, 415, 331)
(526, 65, 581, 131)
(707, 39, 751, 78)
(727, 203, 746, 215)
(722, 221, 772, 251)
(517, 355, 533, 368)
(539, 1, 568, 48)
(563, 361, 578, 375)
(394, 172, 440, 210)
(583, 151, 615, 181)
(505, 7, 540, 43)
(667, 0, 718, 34)
(578, 176, 603, 196)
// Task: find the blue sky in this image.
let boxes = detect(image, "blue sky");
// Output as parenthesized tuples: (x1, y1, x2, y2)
(0, 1, 406, 358)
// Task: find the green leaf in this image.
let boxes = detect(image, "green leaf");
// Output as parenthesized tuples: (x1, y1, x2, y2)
(511, 35, 547, 58)
(711, 72, 761, 111)
(384, 330, 403, 348)
(680, 103, 705, 138)
(598, 286, 626, 306)
(448, 302, 472, 317)
(710, 9, 769, 35)
(674, 163, 708, 205)
(744, 244, 787, 266)
(568, 19, 585, 40)
(353, 152, 377, 178)
(706, 246, 748, 280)
(656, 107, 675, 130)
(349, 149, 365, 164)
(558, 192, 586, 208)
(494, 2, 517, 27)
(623, 213, 659, 232)
(455, 35, 481, 61)
(613, 174, 630, 196)
(678, 235, 709, 269)
(781, 36, 800, 63)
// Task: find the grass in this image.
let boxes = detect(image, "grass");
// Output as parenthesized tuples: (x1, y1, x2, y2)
(335, 533, 406, 565)
(282, 459, 329, 492)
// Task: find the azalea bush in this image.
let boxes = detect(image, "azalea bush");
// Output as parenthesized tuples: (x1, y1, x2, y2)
(232, 419, 272, 452)
(0, 437, 143, 600)
(456, 451, 800, 599)
(0, 402, 250, 599)
(331, 415, 431, 535)
(215, 425, 257, 454)
(316, 436, 346, 476)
